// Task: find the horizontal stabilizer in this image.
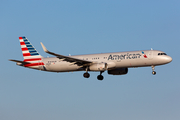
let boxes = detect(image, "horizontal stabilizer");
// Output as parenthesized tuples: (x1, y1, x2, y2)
(9, 59, 30, 64)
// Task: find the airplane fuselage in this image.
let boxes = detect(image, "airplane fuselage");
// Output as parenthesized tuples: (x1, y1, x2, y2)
(30, 50, 172, 72)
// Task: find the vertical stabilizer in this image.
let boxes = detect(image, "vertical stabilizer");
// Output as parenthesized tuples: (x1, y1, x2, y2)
(19, 36, 44, 67)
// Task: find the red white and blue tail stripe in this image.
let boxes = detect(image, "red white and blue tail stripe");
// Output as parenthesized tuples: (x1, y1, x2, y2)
(19, 36, 44, 67)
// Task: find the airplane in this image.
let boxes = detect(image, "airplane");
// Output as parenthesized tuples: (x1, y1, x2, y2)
(9, 36, 172, 80)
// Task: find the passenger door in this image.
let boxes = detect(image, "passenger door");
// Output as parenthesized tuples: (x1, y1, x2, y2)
(148, 51, 153, 60)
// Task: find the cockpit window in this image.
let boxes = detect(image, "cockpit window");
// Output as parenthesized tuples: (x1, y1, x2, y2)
(158, 53, 167, 55)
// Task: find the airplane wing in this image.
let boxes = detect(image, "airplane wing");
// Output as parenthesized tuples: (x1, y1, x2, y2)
(40, 42, 92, 66)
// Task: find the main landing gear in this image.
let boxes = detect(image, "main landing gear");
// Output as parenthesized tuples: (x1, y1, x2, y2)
(83, 69, 104, 80)
(83, 67, 90, 78)
(83, 72, 90, 78)
(97, 71, 104, 80)
(151, 65, 156, 75)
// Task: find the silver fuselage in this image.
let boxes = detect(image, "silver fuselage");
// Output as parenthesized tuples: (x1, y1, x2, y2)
(30, 50, 172, 72)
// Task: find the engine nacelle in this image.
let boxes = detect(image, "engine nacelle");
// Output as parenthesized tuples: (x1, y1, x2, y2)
(108, 68, 128, 75)
(89, 63, 107, 71)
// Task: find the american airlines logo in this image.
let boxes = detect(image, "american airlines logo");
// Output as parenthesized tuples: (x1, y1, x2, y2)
(108, 53, 142, 60)
(142, 51, 148, 58)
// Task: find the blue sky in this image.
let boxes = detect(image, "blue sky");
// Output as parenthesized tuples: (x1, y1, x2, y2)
(1, 0, 180, 120)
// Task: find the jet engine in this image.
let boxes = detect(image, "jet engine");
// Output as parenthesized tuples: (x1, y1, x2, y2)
(108, 68, 128, 75)
(89, 63, 107, 71)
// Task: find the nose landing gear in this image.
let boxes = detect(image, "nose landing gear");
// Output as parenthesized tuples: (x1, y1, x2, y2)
(151, 65, 156, 75)
(152, 71, 156, 75)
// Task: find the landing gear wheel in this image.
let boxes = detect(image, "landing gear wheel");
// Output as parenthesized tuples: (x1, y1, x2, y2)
(97, 75, 104, 80)
(151, 66, 156, 75)
(83, 72, 90, 78)
(152, 71, 156, 75)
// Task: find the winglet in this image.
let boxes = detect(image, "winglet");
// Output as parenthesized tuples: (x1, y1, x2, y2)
(40, 42, 48, 52)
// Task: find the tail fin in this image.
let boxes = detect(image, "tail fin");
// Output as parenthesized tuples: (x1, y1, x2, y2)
(9, 37, 44, 68)
(19, 36, 44, 67)
(19, 36, 42, 60)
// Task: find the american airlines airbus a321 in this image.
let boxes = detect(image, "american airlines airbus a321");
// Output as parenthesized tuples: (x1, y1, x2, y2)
(9, 37, 172, 80)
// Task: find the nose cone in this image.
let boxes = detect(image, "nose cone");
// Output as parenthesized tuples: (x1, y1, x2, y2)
(165, 56, 172, 63)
